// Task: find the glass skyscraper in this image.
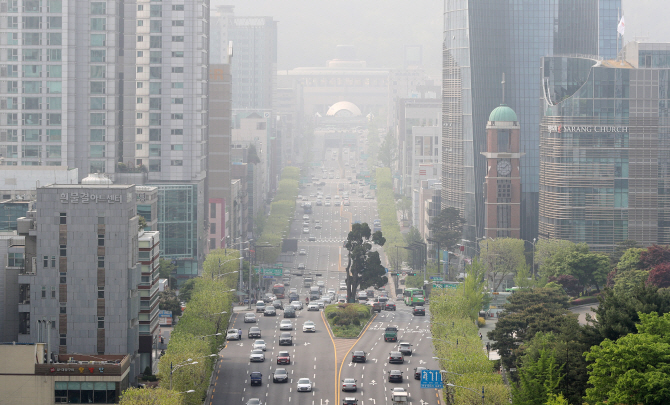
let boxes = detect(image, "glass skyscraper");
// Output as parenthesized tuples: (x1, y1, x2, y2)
(441, 0, 621, 243)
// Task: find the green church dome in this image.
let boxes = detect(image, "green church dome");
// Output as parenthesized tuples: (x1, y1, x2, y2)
(489, 104, 518, 122)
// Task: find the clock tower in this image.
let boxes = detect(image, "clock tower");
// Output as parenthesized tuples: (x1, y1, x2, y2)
(481, 102, 522, 238)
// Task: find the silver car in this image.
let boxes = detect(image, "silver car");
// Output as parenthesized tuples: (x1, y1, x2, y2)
(297, 378, 312, 392)
(244, 313, 256, 323)
(280, 320, 293, 330)
(249, 349, 265, 362)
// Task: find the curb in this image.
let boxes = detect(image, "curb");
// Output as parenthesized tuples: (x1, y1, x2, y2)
(323, 305, 377, 339)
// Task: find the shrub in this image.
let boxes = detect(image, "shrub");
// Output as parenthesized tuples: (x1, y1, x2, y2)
(477, 317, 486, 327)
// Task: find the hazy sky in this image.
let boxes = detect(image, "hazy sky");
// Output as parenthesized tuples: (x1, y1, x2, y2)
(213, 0, 666, 78)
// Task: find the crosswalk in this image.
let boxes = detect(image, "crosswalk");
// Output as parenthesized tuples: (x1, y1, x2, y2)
(300, 238, 347, 243)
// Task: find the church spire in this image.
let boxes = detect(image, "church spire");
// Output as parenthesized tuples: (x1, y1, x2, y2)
(502, 73, 506, 104)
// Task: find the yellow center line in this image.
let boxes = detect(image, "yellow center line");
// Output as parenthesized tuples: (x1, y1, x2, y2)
(335, 313, 377, 405)
(321, 309, 339, 405)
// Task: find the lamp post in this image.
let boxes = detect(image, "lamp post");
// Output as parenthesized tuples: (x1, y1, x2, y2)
(169, 354, 218, 390)
(253, 243, 276, 308)
(427, 238, 442, 280)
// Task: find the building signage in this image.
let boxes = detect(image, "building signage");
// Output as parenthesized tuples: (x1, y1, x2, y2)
(547, 125, 628, 133)
(60, 193, 123, 204)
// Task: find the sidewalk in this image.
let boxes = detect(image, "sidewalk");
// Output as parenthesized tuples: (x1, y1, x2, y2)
(151, 326, 173, 374)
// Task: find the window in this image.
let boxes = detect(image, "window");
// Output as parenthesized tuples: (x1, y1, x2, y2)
(137, 20, 144, 26)
(6, 33, 18, 45)
(90, 113, 105, 126)
(90, 161, 105, 174)
(171, 160, 183, 166)
(149, 98, 161, 110)
(23, 32, 41, 45)
(47, 32, 61, 45)
(136, 82, 143, 89)
(90, 82, 106, 94)
(98, 256, 104, 268)
(42, 287, 46, 298)
(171, 98, 183, 104)
(91, 49, 106, 62)
(59, 334, 66, 346)
(23, 0, 40, 12)
(171, 113, 183, 120)
(46, 113, 61, 126)
(7, 113, 18, 126)
(150, 20, 162, 33)
(150, 51, 161, 64)
(137, 67, 143, 73)
(172, 20, 184, 27)
(149, 144, 161, 156)
(90, 66, 105, 78)
(210, 203, 216, 218)
(60, 244, 67, 256)
(149, 129, 161, 141)
(60, 305, 66, 314)
(98, 317, 104, 329)
(6, 65, 18, 77)
(7, 129, 18, 142)
(137, 5, 143, 11)
(136, 113, 143, 119)
(90, 129, 105, 141)
(48, 0, 62, 13)
(45, 65, 61, 79)
(22, 16, 41, 29)
(7, 49, 19, 61)
(149, 113, 160, 126)
(46, 49, 61, 61)
(23, 49, 40, 61)
(150, 36, 161, 48)
(91, 2, 106, 14)
(149, 82, 161, 94)
(170, 129, 183, 135)
(137, 36, 144, 42)
(137, 51, 143, 57)
(51, 286, 56, 299)
(47, 129, 61, 142)
(139, 250, 150, 260)
(90, 33, 106, 46)
(150, 4, 162, 17)
(171, 82, 184, 88)
(136, 144, 142, 150)
(46, 145, 61, 158)
(171, 144, 183, 151)
(4, 97, 18, 110)
(136, 97, 143, 104)
(7, 82, 19, 94)
(172, 4, 185, 10)
(59, 212, 66, 224)
(8, 252, 25, 267)
(22, 145, 40, 158)
(172, 51, 184, 58)
(136, 128, 143, 134)
(46, 81, 61, 94)
(6, 0, 18, 12)
(22, 113, 41, 125)
(90, 18, 106, 31)
(172, 67, 184, 73)
(22, 97, 41, 109)
(149, 67, 161, 79)
(90, 145, 105, 158)
(44, 256, 49, 267)
(90, 97, 106, 110)
(8, 16, 18, 28)
(149, 159, 161, 172)
(22, 129, 41, 141)
(52, 256, 56, 267)
(47, 16, 61, 29)
(210, 223, 216, 234)
(22, 65, 41, 78)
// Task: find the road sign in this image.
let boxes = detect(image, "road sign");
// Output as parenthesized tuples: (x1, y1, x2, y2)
(262, 275, 275, 279)
(432, 282, 460, 289)
(369, 185, 377, 190)
(429, 276, 443, 281)
(420, 369, 443, 389)
(254, 268, 283, 276)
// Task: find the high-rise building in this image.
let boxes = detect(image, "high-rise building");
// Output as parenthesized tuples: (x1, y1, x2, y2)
(441, 0, 621, 244)
(539, 43, 670, 251)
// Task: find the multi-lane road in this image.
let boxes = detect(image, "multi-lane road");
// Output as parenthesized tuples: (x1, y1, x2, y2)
(207, 146, 443, 405)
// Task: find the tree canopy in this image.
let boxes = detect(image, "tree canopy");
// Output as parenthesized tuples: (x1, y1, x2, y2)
(479, 237, 526, 292)
(119, 387, 183, 405)
(344, 223, 387, 301)
(427, 207, 465, 251)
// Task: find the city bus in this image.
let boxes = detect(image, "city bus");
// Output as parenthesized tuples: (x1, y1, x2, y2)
(403, 288, 425, 306)
(272, 284, 285, 299)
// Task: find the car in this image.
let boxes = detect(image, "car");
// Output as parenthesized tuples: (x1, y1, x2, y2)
(288, 293, 299, 303)
(256, 301, 266, 313)
(248, 327, 261, 339)
(273, 300, 284, 310)
(343, 200, 350, 206)
(315, 223, 322, 229)
(308, 236, 316, 241)
(289, 288, 298, 294)
(279, 332, 293, 346)
(303, 320, 316, 332)
(339, 284, 347, 290)
(263, 294, 276, 304)
(227, 329, 242, 341)
(277, 351, 291, 365)
(372, 302, 383, 312)
(249, 349, 265, 362)
(327, 288, 336, 295)
(302, 221, 310, 226)
(299, 249, 307, 255)
(413, 306, 425, 316)
(273, 368, 289, 383)
(303, 227, 310, 234)
(307, 303, 319, 311)
(325, 201, 331, 206)
(316, 200, 323, 206)
(342, 397, 358, 405)
(253, 339, 267, 351)
(292, 301, 304, 310)
(334, 201, 341, 206)
(414, 367, 427, 380)
(250, 371, 263, 386)
(297, 378, 313, 392)
(388, 370, 404, 383)
(303, 215, 309, 220)
(317, 281, 325, 287)
(280, 320, 293, 330)
(244, 313, 257, 323)
(385, 302, 396, 311)
(341, 378, 357, 392)
(297, 263, 306, 270)
(246, 399, 262, 405)
(264, 307, 277, 316)
(351, 351, 366, 363)
(322, 296, 332, 304)
(389, 351, 404, 364)
(398, 342, 412, 356)
(284, 307, 296, 318)
(316, 300, 325, 309)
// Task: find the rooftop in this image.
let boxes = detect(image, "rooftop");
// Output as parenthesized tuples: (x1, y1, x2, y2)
(489, 104, 518, 122)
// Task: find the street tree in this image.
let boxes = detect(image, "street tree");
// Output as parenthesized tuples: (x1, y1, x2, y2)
(396, 196, 412, 221)
(403, 226, 423, 268)
(586, 312, 670, 405)
(534, 239, 578, 278)
(640, 244, 670, 268)
(609, 239, 641, 266)
(159, 290, 183, 317)
(427, 207, 465, 251)
(344, 223, 387, 302)
(119, 387, 183, 405)
(512, 347, 563, 405)
(479, 237, 526, 292)
(461, 257, 489, 320)
(378, 131, 396, 168)
(159, 258, 177, 286)
(648, 262, 670, 288)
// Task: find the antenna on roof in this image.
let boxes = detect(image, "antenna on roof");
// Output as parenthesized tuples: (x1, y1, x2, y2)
(501, 73, 506, 104)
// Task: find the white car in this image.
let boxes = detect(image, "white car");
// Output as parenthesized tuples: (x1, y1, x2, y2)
(292, 301, 303, 310)
(339, 284, 347, 290)
(307, 303, 319, 311)
(317, 301, 325, 309)
(327, 289, 336, 295)
(226, 329, 241, 341)
(303, 321, 316, 333)
(253, 340, 267, 351)
(317, 281, 325, 287)
(299, 249, 306, 255)
(297, 378, 313, 392)
(280, 320, 293, 330)
(325, 201, 331, 206)
(244, 313, 257, 323)
(303, 227, 310, 234)
(249, 349, 265, 362)
(322, 296, 332, 304)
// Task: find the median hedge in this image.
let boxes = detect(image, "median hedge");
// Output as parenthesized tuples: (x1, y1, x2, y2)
(324, 303, 373, 338)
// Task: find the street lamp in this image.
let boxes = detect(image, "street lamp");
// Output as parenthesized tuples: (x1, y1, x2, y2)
(428, 337, 478, 347)
(179, 390, 196, 394)
(439, 369, 463, 377)
(169, 354, 218, 390)
(445, 383, 485, 405)
(195, 333, 223, 339)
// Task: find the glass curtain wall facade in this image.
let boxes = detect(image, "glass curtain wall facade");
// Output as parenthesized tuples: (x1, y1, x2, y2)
(441, 0, 620, 242)
(539, 46, 670, 251)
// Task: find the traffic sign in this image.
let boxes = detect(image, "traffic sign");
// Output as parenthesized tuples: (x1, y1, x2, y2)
(254, 268, 283, 276)
(429, 276, 443, 281)
(420, 369, 443, 389)
(432, 282, 460, 289)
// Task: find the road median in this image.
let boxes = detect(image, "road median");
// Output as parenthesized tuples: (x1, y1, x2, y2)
(323, 303, 375, 338)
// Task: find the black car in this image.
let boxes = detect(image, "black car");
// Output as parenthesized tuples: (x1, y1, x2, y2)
(273, 300, 284, 310)
(388, 370, 403, 383)
(279, 332, 293, 346)
(273, 368, 289, 383)
(351, 351, 366, 363)
(385, 302, 396, 311)
(414, 367, 427, 380)
(413, 306, 425, 316)
(250, 371, 263, 386)
(284, 308, 296, 318)
(389, 351, 404, 364)
(248, 327, 261, 339)
(264, 307, 277, 316)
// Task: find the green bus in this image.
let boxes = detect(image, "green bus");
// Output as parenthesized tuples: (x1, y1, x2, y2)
(403, 288, 425, 306)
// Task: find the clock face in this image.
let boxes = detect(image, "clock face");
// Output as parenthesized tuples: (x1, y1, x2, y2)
(497, 160, 511, 176)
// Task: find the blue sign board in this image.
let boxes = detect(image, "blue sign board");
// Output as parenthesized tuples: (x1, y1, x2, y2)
(420, 369, 443, 389)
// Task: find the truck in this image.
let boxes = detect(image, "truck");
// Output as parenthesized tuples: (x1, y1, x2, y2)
(384, 326, 398, 342)
(391, 388, 408, 405)
(304, 276, 313, 288)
